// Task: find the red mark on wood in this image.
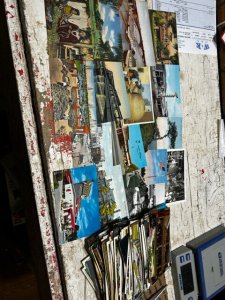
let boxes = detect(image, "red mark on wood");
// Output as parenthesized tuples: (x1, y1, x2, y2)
(40, 209, 46, 217)
(5, 11, 14, 18)
(200, 169, 205, 175)
(18, 52, 22, 59)
(15, 32, 19, 41)
(54, 135, 72, 153)
(18, 69, 24, 76)
(9, 4, 15, 9)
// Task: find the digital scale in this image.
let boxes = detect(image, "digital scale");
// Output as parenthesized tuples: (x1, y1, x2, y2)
(172, 225, 225, 300)
(171, 245, 198, 300)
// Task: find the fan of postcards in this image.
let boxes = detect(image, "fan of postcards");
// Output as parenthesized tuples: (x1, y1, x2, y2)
(46, 0, 184, 299)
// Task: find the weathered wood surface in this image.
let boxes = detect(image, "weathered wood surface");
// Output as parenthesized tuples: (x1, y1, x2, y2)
(5, 0, 225, 299)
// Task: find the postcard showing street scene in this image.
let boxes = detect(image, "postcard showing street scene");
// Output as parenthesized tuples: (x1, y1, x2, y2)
(151, 64, 182, 118)
(118, 0, 155, 67)
(165, 150, 185, 204)
(150, 10, 179, 65)
(53, 165, 101, 244)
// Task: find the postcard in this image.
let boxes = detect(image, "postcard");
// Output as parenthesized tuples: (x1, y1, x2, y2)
(151, 64, 182, 118)
(118, 0, 155, 67)
(140, 117, 182, 150)
(123, 67, 155, 125)
(93, 61, 129, 124)
(149, 10, 179, 65)
(165, 149, 185, 203)
(144, 150, 168, 185)
(53, 165, 101, 243)
(88, 0, 123, 61)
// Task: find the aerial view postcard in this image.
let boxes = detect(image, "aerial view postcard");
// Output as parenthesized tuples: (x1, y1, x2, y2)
(123, 67, 155, 125)
(53, 165, 101, 244)
(151, 64, 182, 118)
(140, 117, 182, 150)
(149, 10, 179, 65)
(118, 0, 155, 67)
(165, 149, 185, 204)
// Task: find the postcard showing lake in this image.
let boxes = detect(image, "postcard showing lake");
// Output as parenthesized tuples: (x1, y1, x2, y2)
(53, 165, 101, 244)
(118, 0, 155, 67)
(150, 10, 179, 65)
(123, 67, 155, 125)
(165, 150, 185, 204)
(151, 64, 182, 118)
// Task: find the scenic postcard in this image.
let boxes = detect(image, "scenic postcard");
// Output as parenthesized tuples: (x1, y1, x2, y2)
(151, 64, 182, 118)
(144, 149, 168, 185)
(118, 0, 155, 67)
(165, 149, 185, 204)
(123, 67, 155, 125)
(140, 117, 182, 151)
(53, 165, 101, 244)
(149, 10, 179, 65)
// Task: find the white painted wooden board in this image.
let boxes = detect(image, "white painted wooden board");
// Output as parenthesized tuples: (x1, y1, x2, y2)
(5, 0, 225, 299)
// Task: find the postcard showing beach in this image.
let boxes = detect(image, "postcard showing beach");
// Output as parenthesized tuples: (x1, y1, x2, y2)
(53, 165, 101, 244)
(123, 67, 155, 125)
(149, 10, 179, 65)
(118, 0, 155, 67)
(165, 149, 185, 204)
(151, 64, 182, 118)
(140, 117, 182, 150)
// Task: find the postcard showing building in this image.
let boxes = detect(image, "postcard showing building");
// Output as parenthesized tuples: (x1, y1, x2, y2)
(151, 64, 182, 118)
(93, 61, 130, 124)
(165, 149, 185, 204)
(149, 10, 179, 65)
(46, 1, 94, 61)
(88, 0, 123, 60)
(118, 0, 155, 67)
(53, 165, 101, 244)
(140, 117, 182, 150)
(144, 149, 168, 185)
(123, 67, 155, 125)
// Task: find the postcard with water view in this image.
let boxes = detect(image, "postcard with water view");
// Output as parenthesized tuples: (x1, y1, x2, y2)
(150, 10, 179, 65)
(53, 165, 101, 244)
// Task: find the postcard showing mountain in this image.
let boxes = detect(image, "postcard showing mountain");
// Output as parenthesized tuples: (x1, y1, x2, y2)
(149, 10, 179, 65)
(165, 150, 185, 204)
(88, 0, 123, 60)
(144, 149, 168, 185)
(46, 1, 94, 60)
(93, 61, 130, 124)
(140, 117, 182, 151)
(123, 67, 155, 125)
(118, 0, 155, 67)
(151, 64, 182, 118)
(53, 165, 101, 244)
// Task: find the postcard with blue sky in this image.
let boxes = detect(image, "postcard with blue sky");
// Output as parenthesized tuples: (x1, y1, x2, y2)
(140, 116, 182, 152)
(89, 0, 123, 60)
(144, 149, 168, 185)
